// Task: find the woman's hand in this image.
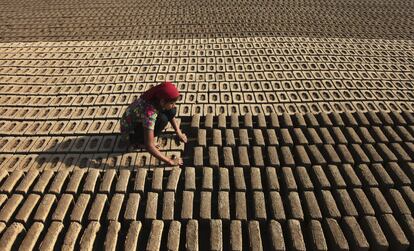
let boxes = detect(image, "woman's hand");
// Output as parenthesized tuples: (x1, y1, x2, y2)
(177, 131, 188, 143)
(167, 156, 183, 166)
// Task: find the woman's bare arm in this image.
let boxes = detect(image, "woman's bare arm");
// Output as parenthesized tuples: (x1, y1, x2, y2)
(144, 128, 172, 164)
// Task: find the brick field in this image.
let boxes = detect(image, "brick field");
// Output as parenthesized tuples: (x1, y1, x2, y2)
(0, 0, 413, 250)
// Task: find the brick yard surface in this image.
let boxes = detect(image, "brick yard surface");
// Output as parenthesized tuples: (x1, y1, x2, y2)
(0, 0, 414, 249)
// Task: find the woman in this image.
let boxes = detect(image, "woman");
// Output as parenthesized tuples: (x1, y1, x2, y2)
(120, 82, 187, 166)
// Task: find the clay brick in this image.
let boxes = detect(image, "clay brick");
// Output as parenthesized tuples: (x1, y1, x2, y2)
(361, 216, 389, 251)
(244, 113, 253, 128)
(379, 214, 409, 251)
(395, 126, 414, 141)
(372, 127, 389, 143)
(230, 221, 243, 251)
(311, 165, 331, 189)
(61, 222, 82, 251)
(166, 221, 181, 251)
(218, 114, 227, 129)
(307, 220, 328, 251)
(0, 169, 24, 194)
(282, 167, 297, 191)
(341, 216, 370, 251)
(334, 189, 358, 216)
(194, 146, 204, 167)
(186, 220, 198, 251)
(124, 221, 142, 250)
(32, 193, 56, 223)
(238, 129, 249, 146)
(248, 168, 262, 191)
(321, 144, 341, 164)
(293, 128, 308, 145)
(342, 112, 358, 127)
(378, 111, 394, 125)
(267, 220, 285, 251)
(294, 145, 311, 166)
(0, 222, 25, 251)
(70, 193, 90, 223)
(200, 191, 212, 220)
(238, 146, 250, 167)
(48, 169, 69, 195)
(287, 192, 303, 221)
(191, 113, 200, 131)
(371, 163, 394, 187)
(326, 165, 347, 188)
(319, 190, 341, 219)
(103, 221, 120, 251)
(269, 191, 286, 222)
(166, 167, 181, 192)
(52, 193, 74, 222)
(265, 167, 280, 191)
(265, 129, 278, 146)
(280, 129, 293, 146)
(267, 146, 280, 167)
(204, 113, 214, 129)
(391, 142, 412, 161)
(181, 191, 194, 220)
(318, 128, 335, 144)
(330, 112, 345, 127)
(202, 167, 213, 191)
(15, 193, 41, 224)
(185, 167, 196, 191)
(317, 112, 333, 127)
(356, 164, 379, 187)
(146, 220, 164, 251)
(124, 193, 140, 221)
(210, 220, 223, 251)
(287, 219, 306, 251)
(145, 192, 158, 220)
(306, 128, 323, 145)
(295, 166, 313, 190)
(115, 169, 130, 193)
(88, 193, 108, 221)
(161, 191, 175, 221)
(213, 129, 222, 146)
(107, 193, 124, 221)
(362, 144, 383, 163)
(307, 145, 327, 165)
(252, 146, 265, 167)
(349, 189, 374, 216)
(133, 168, 147, 194)
(230, 114, 240, 129)
(280, 146, 295, 166)
(39, 221, 64, 251)
(209, 146, 219, 167)
(15, 169, 39, 194)
(225, 129, 236, 146)
(303, 191, 322, 220)
(386, 162, 411, 185)
(340, 164, 361, 187)
(219, 167, 230, 191)
(0, 194, 7, 208)
(19, 222, 44, 251)
(79, 221, 100, 251)
(253, 191, 267, 220)
(336, 145, 355, 164)
(304, 112, 319, 127)
(383, 126, 402, 142)
(235, 192, 247, 220)
(385, 189, 411, 215)
(65, 169, 86, 194)
(331, 127, 347, 144)
(253, 129, 265, 146)
(248, 221, 263, 251)
(358, 128, 376, 144)
(350, 144, 370, 163)
(368, 187, 393, 214)
(82, 169, 100, 194)
(323, 218, 349, 251)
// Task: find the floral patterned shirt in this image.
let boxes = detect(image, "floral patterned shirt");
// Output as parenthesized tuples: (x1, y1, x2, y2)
(120, 98, 158, 137)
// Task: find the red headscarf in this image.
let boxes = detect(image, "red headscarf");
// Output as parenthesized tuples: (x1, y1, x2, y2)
(141, 82, 180, 102)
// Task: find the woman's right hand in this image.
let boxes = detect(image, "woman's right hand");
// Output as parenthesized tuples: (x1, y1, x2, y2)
(168, 156, 183, 166)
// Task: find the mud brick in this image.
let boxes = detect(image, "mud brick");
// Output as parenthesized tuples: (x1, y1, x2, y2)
(282, 166, 297, 191)
(287, 219, 306, 251)
(264, 129, 278, 146)
(311, 165, 331, 189)
(342, 112, 358, 127)
(0, 169, 8, 184)
(14, 193, 40, 224)
(358, 128, 376, 144)
(317, 112, 333, 127)
(335, 145, 354, 164)
(199, 191, 212, 220)
(65, 169, 87, 194)
(378, 111, 394, 125)
(20, 222, 44, 251)
(234, 192, 247, 220)
(341, 164, 362, 187)
(201, 167, 213, 191)
(252, 129, 265, 147)
(252, 191, 266, 220)
(103, 221, 121, 251)
(326, 165, 347, 188)
(166, 167, 181, 192)
(303, 191, 322, 220)
(48, 169, 69, 195)
(230, 221, 243, 251)
(247, 168, 261, 191)
(280, 129, 293, 146)
(166, 221, 181, 251)
(181, 191, 194, 220)
(371, 163, 394, 187)
(323, 218, 349, 251)
(209, 220, 223, 251)
(185, 167, 196, 191)
(212, 129, 222, 147)
(218, 113, 227, 129)
(70, 193, 90, 223)
(238, 129, 250, 146)
(303, 113, 318, 128)
(194, 146, 203, 167)
(280, 146, 295, 167)
(39, 221, 64, 251)
(390, 143, 412, 161)
(350, 144, 370, 163)
(353, 112, 370, 127)
(265, 167, 280, 191)
(14, 169, 37, 194)
(399, 214, 414, 247)
(186, 220, 198, 251)
(145, 192, 158, 220)
(224, 129, 236, 147)
(341, 216, 370, 251)
(230, 114, 240, 129)
(0, 194, 22, 224)
(368, 187, 393, 214)
(356, 164, 379, 187)
(82, 169, 100, 194)
(123, 193, 140, 221)
(244, 113, 253, 128)
(319, 190, 341, 219)
(238, 146, 250, 167)
(125, 221, 142, 251)
(267, 146, 280, 167)
(371, 127, 389, 143)
(387, 162, 411, 185)
(115, 169, 130, 193)
(306, 145, 326, 165)
(146, 220, 163, 251)
(292, 128, 308, 145)
(330, 112, 345, 127)
(318, 128, 335, 144)
(51, 193, 74, 222)
(208, 147, 219, 168)
(191, 114, 200, 132)
(268, 113, 279, 128)
(307, 220, 328, 251)
(0, 222, 25, 251)
(251, 146, 264, 167)
(346, 127, 363, 144)
(330, 127, 348, 144)
(294, 145, 311, 166)
(267, 191, 286, 222)
(204, 113, 214, 129)
(379, 214, 410, 251)
(383, 126, 403, 142)
(217, 168, 229, 191)
(306, 128, 323, 145)
(322, 145, 341, 164)
(107, 193, 124, 221)
(400, 186, 414, 211)
(335, 189, 358, 216)
(0, 169, 24, 194)
(361, 144, 382, 163)
(0, 194, 6, 208)
(396, 126, 414, 142)
(247, 221, 262, 251)
(99, 168, 116, 194)
(286, 192, 303, 221)
(79, 221, 100, 251)
(386, 189, 411, 215)
(361, 216, 389, 251)
(88, 193, 108, 221)
(161, 191, 175, 221)
(350, 188, 375, 216)
(266, 220, 285, 251)
(33, 194, 56, 223)
(296, 166, 314, 190)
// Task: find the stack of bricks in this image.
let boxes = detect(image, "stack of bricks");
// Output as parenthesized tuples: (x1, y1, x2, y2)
(0, 111, 413, 249)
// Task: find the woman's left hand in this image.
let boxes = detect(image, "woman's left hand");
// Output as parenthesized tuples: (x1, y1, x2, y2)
(177, 132, 188, 143)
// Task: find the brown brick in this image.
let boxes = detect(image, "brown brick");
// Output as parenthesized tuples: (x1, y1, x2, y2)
(52, 193, 74, 222)
(230, 221, 242, 251)
(238, 129, 250, 146)
(351, 189, 375, 216)
(330, 112, 345, 127)
(335, 189, 358, 217)
(233, 167, 246, 191)
(0, 222, 25, 251)
(282, 167, 297, 191)
(103, 221, 120, 251)
(210, 220, 222, 251)
(191, 113, 200, 131)
(253, 191, 267, 220)
(294, 145, 311, 166)
(244, 113, 253, 128)
(0, 170, 24, 194)
(166, 221, 181, 251)
(318, 112, 333, 127)
(65, 169, 85, 194)
(209, 146, 219, 168)
(331, 127, 347, 144)
(307, 145, 327, 165)
(321, 144, 341, 164)
(181, 191, 194, 220)
(147, 220, 164, 251)
(303, 191, 322, 220)
(230, 114, 240, 129)
(145, 192, 158, 220)
(238, 146, 250, 167)
(202, 167, 213, 191)
(361, 216, 389, 251)
(280, 129, 293, 146)
(269, 191, 286, 222)
(248, 221, 263, 251)
(265, 167, 280, 191)
(267, 146, 280, 167)
(161, 191, 175, 221)
(304, 112, 319, 127)
(287, 219, 306, 251)
(99, 168, 116, 194)
(186, 220, 198, 251)
(115, 169, 130, 193)
(351, 144, 370, 163)
(124, 221, 142, 250)
(341, 216, 369, 251)
(185, 167, 196, 191)
(379, 214, 409, 251)
(267, 220, 285, 251)
(82, 169, 100, 193)
(15, 194, 41, 224)
(368, 187, 393, 214)
(61, 222, 82, 251)
(376, 143, 398, 161)
(107, 193, 124, 221)
(386, 189, 411, 215)
(250, 168, 263, 190)
(218, 168, 230, 191)
(296, 166, 313, 190)
(319, 190, 341, 219)
(223, 147, 235, 167)
(358, 128, 376, 144)
(253, 129, 265, 146)
(79, 221, 100, 251)
(371, 163, 394, 187)
(194, 146, 204, 167)
(88, 193, 108, 221)
(311, 165, 331, 189)
(356, 164, 379, 187)
(326, 165, 346, 188)
(200, 191, 212, 220)
(318, 128, 335, 144)
(48, 169, 69, 195)
(218, 191, 230, 220)
(386, 162, 411, 185)
(166, 167, 181, 191)
(341, 164, 362, 187)
(307, 220, 328, 251)
(19, 222, 44, 251)
(323, 218, 349, 251)
(235, 192, 247, 220)
(70, 193, 90, 223)
(366, 111, 382, 126)
(266, 129, 279, 145)
(336, 145, 355, 164)
(15, 169, 39, 194)
(288, 192, 304, 221)
(293, 128, 308, 145)
(252, 146, 265, 167)
(270, 113, 280, 128)
(39, 221, 64, 251)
